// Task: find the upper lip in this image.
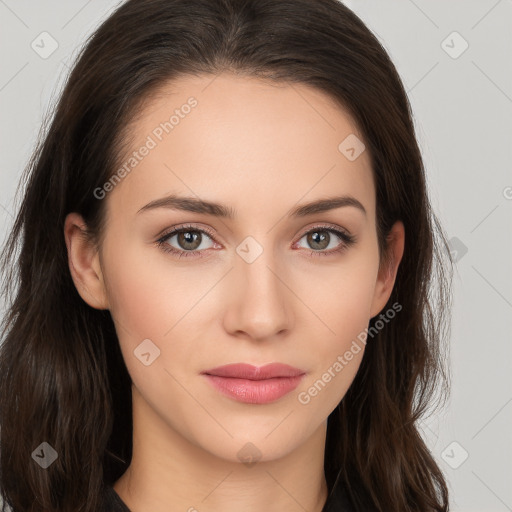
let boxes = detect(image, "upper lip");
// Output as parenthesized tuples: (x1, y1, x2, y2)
(202, 363, 305, 380)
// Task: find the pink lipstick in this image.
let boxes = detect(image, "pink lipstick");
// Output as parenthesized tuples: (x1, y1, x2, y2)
(201, 363, 305, 404)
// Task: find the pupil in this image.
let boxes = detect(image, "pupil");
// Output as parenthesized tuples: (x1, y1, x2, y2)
(180, 231, 200, 250)
(309, 230, 329, 250)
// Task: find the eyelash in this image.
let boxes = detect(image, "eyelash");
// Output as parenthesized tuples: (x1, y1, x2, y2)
(155, 223, 357, 259)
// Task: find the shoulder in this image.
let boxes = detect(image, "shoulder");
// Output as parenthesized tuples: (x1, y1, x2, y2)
(99, 485, 132, 512)
(323, 475, 379, 512)
(323, 477, 356, 512)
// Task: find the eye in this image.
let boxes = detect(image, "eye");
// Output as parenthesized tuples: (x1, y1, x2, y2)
(156, 224, 217, 259)
(295, 224, 356, 257)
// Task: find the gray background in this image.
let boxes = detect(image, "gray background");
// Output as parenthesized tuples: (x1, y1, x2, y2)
(1, 1, 511, 510)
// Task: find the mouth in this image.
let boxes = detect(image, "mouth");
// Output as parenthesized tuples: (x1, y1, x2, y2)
(201, 363, 306, 404)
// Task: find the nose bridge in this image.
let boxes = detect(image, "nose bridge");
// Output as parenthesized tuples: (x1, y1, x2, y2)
(225, 234, 292, 338)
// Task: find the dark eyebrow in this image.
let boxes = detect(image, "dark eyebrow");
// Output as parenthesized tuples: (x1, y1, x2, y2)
(136, 194, 366, 218)
(137, 195, 236, 217)
(289, 196, 366, 217)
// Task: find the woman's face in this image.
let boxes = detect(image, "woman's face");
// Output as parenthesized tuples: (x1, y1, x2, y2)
(66, 72, 403, 463)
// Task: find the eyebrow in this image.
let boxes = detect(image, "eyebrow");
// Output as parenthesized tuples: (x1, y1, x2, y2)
(136, 194, 367, 218)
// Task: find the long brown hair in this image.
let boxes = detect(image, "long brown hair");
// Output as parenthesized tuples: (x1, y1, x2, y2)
(0, 0, 453, 510)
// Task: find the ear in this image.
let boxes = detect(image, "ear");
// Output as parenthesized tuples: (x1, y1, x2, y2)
(369, 220, 405, 318)
(64, 212, 109, 310)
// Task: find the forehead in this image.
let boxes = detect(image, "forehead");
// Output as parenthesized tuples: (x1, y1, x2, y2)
(109, 72, 375, 223)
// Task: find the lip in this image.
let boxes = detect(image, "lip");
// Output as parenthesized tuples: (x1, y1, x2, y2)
(201, 363, 306, 404)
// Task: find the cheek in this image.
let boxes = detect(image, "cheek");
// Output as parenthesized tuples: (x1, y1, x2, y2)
(298, 251, 379, 342)
(101, 236, 218, 384)
(295, 248, 378, 395)
(100, 244, 174, 369)
(102, 233, 204, 336)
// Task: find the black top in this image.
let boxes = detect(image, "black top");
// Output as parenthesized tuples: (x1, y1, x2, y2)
(101, 471, 357, 512)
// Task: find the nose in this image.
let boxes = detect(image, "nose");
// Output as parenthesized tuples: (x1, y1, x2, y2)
(222, 247, 293, 342)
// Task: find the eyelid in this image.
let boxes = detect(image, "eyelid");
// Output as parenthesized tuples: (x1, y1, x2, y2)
(295, 222, 353, 241)
(156, 223, 218, 243)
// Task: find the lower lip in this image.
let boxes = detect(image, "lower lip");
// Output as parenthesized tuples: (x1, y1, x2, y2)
(203, 374, 304, 404)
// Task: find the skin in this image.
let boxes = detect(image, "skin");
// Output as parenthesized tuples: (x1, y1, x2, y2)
(64, 72, 404, 512)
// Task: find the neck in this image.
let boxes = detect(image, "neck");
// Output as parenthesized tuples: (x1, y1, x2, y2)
(113, 385, 330, 512)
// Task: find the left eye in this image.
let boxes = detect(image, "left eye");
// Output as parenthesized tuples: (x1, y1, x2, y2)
(298, 229, 339, 250)
(295, 227, 356, 256)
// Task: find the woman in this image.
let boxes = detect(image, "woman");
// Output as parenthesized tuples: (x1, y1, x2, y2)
(0, 0, 453, 511)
